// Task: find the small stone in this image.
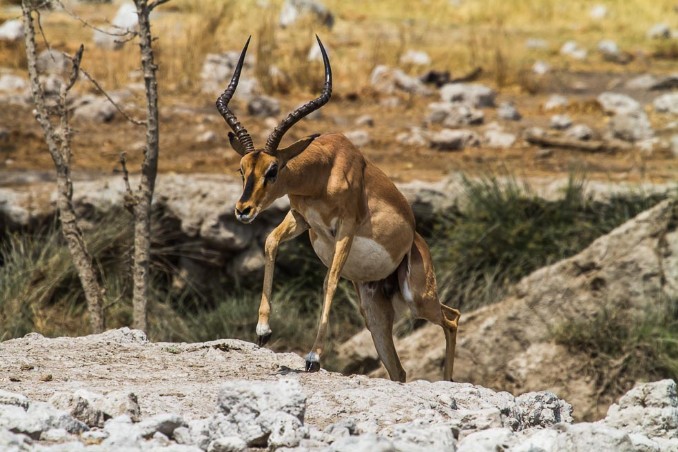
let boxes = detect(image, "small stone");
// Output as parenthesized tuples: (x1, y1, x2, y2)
(484, 130, 517, 149)
(625, 74, 658, 90)
(560, 41, 587, 60)
(355, 115, 374, 127)
(345, 130, 371, 147)
(550, 114, 572, 130)
(647, 23, 671, 39)
(400, 50, 431, 66)
(589, 4, 608, 20)
(197, 131, 218, 144)
(40, 374, 53, 382)
(566, 124, 595, 141)
(532, 61, 550, 75)
(597, 40, 619, 57)
(497, 102, 521, 121)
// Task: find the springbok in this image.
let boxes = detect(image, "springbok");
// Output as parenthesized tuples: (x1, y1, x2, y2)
(216, 36, 460, 382)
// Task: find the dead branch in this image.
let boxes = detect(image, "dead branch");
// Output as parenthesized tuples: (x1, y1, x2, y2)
(21, 0, 105, 333)
(524, 130, 631, 153)
(450, 66, 483, 84)
(53, 0, 134, 37)
(77, 66, 146, 126)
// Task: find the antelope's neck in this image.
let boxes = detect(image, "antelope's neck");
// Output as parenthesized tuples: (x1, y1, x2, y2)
(279, 153, 328, 199)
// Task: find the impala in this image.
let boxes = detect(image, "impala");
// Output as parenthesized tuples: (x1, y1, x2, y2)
(216, 36, 460, 382)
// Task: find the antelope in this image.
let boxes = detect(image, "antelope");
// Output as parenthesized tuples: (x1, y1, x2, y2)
(216, 36, 460, 382)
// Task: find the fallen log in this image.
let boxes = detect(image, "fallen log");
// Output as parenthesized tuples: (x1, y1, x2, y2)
(524, 130, 631, 153)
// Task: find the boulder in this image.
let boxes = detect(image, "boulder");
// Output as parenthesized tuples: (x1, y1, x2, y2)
(72, 96, 117, 123)
(427, 102, 484, 126)
(440, 83, 496, 108)
(597, 92, 641, 115)
(497, 102, 521, 121)
(484, 129, 516, 149)
(36, 49, 71, 77)
(429, 129, 481, 151)
(610, 110, 654, 142)
(653, 93, 678, 115)
(0, 20, 23, 42)
(0, 74, 27, 93)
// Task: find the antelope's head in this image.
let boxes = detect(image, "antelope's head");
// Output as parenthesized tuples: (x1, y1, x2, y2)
(216, 36, 332, 224)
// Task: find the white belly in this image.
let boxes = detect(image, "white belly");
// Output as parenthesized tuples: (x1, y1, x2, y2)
(310, 235, 397, 282)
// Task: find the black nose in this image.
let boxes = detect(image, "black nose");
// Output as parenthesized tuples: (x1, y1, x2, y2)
(236, 206, 252, 217)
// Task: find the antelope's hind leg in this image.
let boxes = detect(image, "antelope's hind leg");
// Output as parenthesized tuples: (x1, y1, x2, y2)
(355, 281, 407, 382)
(257, 210, 309, 347)
(398, 233, 460, 381)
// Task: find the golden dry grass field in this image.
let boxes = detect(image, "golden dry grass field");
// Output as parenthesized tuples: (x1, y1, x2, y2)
(0, 0, 677, 182)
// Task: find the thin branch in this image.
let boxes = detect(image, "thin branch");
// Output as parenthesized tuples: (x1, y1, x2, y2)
(65, 44, 84, 92)
(148, 0, 171, 12)
(53, 0, 135, 37)
(78, 66, 146, 126)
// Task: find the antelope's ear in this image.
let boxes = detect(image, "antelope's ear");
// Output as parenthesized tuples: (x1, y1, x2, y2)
(228, 132, 248, 156)
(277, 134, 320, 167)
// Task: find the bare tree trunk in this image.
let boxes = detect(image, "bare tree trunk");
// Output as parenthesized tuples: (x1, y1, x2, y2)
(130, 0, 164, 332)
(21, 1, 105, 333)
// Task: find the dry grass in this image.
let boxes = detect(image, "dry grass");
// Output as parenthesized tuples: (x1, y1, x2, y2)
(1, 0, 676, 98)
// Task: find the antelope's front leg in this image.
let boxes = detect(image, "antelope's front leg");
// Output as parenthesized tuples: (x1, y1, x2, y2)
(306, 220, 356, 372)
(258, 210, 309, 346)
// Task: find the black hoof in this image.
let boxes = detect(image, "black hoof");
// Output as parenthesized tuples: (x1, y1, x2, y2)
(305, 360, 320, 372)
(257, 333, 272, 347)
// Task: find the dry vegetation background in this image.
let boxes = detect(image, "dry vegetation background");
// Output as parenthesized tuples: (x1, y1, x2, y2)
(0, 0, 676, 181)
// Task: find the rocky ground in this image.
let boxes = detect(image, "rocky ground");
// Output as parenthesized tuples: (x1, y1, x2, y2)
(337, 196, 678, 421)
(1, 327, 678, 451)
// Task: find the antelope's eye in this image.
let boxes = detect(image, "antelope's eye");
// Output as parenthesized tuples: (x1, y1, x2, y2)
(237, 168, 243, 178)
(264, 165, 278, 180)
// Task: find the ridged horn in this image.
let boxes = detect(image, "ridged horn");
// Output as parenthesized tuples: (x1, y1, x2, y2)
(264, 35, 332, 153)
(216, 36, 255, 153)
